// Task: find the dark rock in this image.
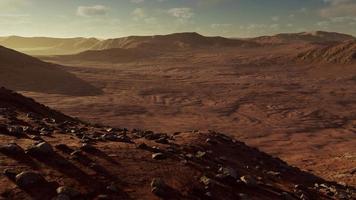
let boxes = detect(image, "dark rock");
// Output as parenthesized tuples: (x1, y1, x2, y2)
(137, 143, 148, 149)
(155, 137, 169, 144)
(26, 142, 54, 155)
(205, 138, 217, 144)
(0, 143, 24, 154)
(218, 167, 238, 179)
(106, 182, 119, 193)
(195, 151, 206, 158)
(151, 178, 167, 196)
(80, 143, 96, 152)
(3, 168, 17, 178)
(152, 153, 166, 160)
(7, 126, 23, 135)
(240, 175, 257, 187)
(15, 171, 46, 187)
(56, 186, 81, 198)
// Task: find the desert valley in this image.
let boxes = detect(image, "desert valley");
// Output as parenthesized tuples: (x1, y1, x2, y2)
(0, 30, 355, 199)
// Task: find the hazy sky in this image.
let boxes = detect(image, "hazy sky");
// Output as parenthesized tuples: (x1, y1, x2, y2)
(1, 0, 356, 38)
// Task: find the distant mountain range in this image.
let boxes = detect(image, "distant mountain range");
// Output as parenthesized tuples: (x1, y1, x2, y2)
(0, 36, 99, 55)
(0, 31, 355, 64)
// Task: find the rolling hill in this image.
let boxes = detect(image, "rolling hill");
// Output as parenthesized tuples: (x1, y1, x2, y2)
(91, 32, 258, 50)
(296, 40, 356, 64)
(0, 36, 100, 55)
(0, 45, 102, 96)
(250, 31, 355, 44)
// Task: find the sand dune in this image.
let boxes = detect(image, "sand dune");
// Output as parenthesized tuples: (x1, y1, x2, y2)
(0, 45, 102, 96)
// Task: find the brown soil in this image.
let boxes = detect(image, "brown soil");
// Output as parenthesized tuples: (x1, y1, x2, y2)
(1, 87, 355, 199)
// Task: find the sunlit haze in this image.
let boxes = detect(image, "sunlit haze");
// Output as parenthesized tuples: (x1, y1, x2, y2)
(1, 0, 356, 38)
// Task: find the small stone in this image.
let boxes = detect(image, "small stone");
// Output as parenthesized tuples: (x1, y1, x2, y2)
(80, 143, 96, 152)
(152, 153, 166, 160)
(240, 175, 257, 187)
(106, 183, 119, 193)
(200, 176, 212, 186)
(56, 186, 80, 198)
(137, 143, 148, 149)
(155, 137, 169, 144)
(3, 168, 17, 178)
(205, 138, 217, 144)
(102, 134, 117, 141)
(151, 178, 165, 188)
(70, 150, 82, 157)
(218, 167, 238, 179)
(15, 171, 45, 187)
(195, 151, 206, 158)
(28, 135, 42, 141)
(151, 178, 166, 197)
(7, 126, 23, 135)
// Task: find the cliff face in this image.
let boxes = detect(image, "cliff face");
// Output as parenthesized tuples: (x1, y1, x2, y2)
(0, 88, 354, 200)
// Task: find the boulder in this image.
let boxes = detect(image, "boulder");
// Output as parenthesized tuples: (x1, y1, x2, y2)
(15, 171, 46, 187)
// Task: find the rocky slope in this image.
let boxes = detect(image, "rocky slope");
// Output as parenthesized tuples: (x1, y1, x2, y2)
(251, 31, 355, 44)
(0, 45, 101, 96)
(0, 87, 355, 200)
(296, 40, 356, 64)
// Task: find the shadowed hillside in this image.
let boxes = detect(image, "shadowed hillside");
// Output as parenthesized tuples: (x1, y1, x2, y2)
(0, 46, 102, 96)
